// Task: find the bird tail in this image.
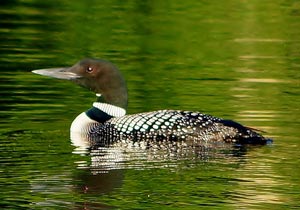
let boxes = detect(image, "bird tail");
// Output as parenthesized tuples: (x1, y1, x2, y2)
(220, 119, 273, 145)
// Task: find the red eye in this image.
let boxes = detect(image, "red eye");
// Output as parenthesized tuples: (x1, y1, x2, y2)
(86, 67, 93, 73)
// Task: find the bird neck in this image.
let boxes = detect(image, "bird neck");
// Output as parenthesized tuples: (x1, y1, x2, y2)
(84, 94, 126, 123)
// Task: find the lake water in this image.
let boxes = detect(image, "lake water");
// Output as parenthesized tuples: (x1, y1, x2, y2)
(1, 1, 300, 209)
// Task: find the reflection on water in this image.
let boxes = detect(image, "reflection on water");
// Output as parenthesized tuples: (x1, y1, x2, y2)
(233, 38, 289, 43)
(74, 143, 249, 173)
(231, 151, 288, 208)
(238, 78, 288, 83)
(237, 110, 277, 123)
(29, 168, 121, 209)
(1, 0, 300, 209)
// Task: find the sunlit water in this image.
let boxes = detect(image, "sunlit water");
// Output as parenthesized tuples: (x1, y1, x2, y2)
(1, 1, 300, 209)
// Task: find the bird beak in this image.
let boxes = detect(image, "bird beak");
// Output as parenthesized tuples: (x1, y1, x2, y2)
(32, 67, 82, 80)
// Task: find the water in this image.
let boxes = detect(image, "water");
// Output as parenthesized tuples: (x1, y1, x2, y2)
(1, 0, 300, 209)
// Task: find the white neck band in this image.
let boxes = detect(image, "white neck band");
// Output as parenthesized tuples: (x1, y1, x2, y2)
(93, 102, 126, 117)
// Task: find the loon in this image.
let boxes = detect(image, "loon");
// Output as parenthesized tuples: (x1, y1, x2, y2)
(32, 58, 271, 147)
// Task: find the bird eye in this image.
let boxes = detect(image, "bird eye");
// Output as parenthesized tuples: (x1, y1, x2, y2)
(86, 66, 93, 73)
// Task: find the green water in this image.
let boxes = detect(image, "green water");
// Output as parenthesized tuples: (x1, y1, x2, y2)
(1, 0, 300, 209)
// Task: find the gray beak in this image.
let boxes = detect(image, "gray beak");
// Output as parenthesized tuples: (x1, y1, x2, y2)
(32, 67, 81, 80)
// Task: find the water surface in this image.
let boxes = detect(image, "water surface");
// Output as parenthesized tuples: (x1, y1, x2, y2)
(1, 1, 300, 209)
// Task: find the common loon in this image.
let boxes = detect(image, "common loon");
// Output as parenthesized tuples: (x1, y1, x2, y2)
(32, 58, 271, 147)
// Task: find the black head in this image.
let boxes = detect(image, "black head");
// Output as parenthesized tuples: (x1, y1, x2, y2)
(32, 58, 128, 109)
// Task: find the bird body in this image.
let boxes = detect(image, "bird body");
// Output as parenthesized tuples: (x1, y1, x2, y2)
(32, 58, 271, 147)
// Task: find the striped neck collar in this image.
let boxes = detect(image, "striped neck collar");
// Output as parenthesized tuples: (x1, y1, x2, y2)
(92, 102, 126, 117)
(85, 102, 126, 123)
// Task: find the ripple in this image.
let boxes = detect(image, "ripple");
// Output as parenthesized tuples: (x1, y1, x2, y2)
(233, 38, 291, 43)
(239, 78, 288, 84)
(239, 55, 283, 59)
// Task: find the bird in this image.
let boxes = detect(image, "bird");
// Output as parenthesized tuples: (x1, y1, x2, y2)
(32, 58, 272, 148)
